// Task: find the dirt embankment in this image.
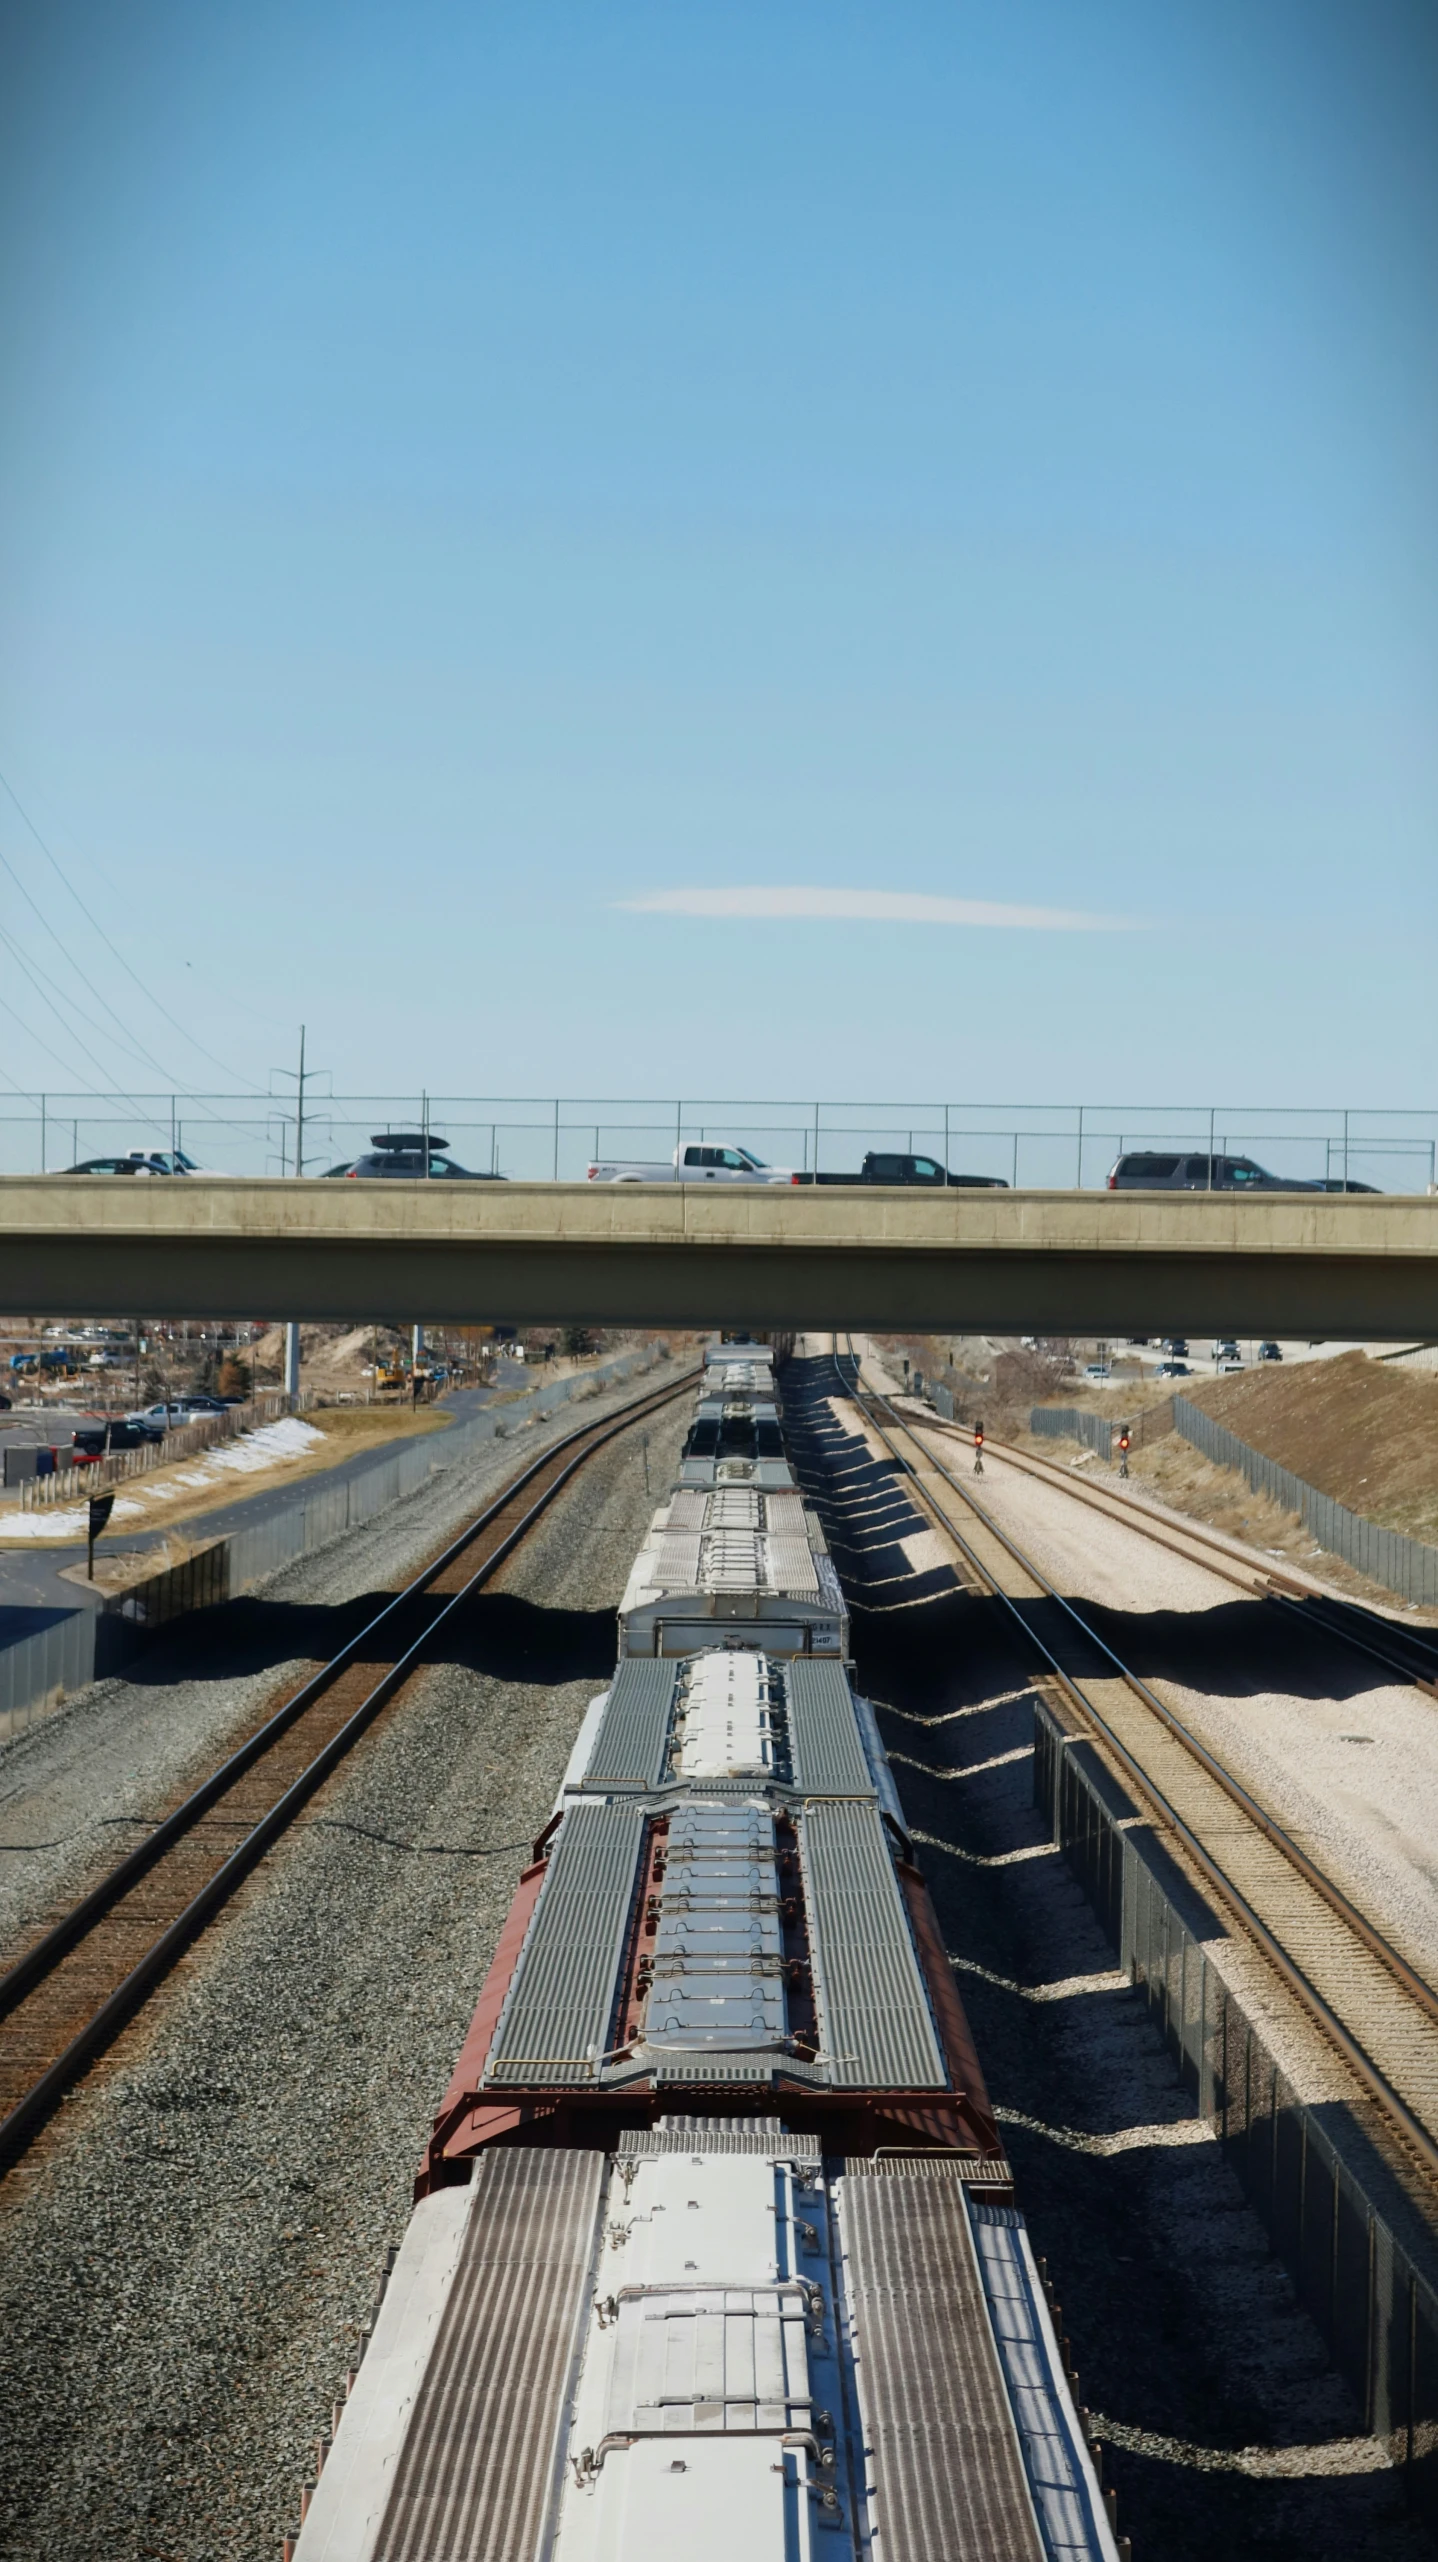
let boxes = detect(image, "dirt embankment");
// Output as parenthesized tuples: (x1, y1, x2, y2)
(1180, 1352, 1438, 1544)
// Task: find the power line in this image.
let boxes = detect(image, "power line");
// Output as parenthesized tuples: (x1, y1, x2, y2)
(0, 923, 189, 1082)
(0, 835, 184, 1087)
(0, 933, 166, 1128)
(0, 763, 252, 1086)
(0, 989, 126, 1097)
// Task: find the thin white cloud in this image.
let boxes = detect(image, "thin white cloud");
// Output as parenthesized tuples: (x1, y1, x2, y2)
(616, 885, 1143, 931)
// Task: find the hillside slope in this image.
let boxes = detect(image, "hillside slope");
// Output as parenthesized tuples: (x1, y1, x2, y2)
(1185, 1352, 1438, 1543)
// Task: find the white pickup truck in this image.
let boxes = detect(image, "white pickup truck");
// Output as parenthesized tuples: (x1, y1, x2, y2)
(586, 1142, 801, 1185)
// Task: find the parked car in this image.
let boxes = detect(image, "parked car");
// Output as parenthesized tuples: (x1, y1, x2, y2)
(71, 1419, 152, 1463)
(1083, 1363, 1112, 1381)
(1106, 1152, 1344, 1193)
(1258, 1341, 1283, 1361)
(124, 1396, 228, 1437)
(1155, 1360, 1192, 1377)
(338, 1133, 505, 1180)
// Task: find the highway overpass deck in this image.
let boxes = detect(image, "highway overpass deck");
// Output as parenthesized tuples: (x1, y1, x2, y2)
(1, 1177, 1435, 1337)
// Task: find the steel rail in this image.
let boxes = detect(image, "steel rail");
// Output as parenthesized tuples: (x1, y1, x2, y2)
(830, 1345, 1438, 2189)
(910, 1402, 1438, 1698)
(0, 1365, 697, 2169)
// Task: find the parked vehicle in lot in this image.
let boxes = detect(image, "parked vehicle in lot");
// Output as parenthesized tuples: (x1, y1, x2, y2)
(124, 1396, 229, 1437)
(334, 1133, 503, 1180)
(803, 1152, 1008, 1188)
(1259, 1341, 1284, 1361)
(1106, 1151, 1370, 1193)
(587, 1142, 801, 1185)
(71, 1419, 153, 1463)
(1083, 1362, 1112, 1381)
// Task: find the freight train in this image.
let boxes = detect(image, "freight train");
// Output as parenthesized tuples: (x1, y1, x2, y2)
(291, 1341, 1119, 2562)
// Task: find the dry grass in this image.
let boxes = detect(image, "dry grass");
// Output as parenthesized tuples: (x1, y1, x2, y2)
(1183, 1351, 1438, 1544)
(0, 1403, 454, 1551)
(300, 1403, 452, 1443)
(1001, 1417, 1438, 1621)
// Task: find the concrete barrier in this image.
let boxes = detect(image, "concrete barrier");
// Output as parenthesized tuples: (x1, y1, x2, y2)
(3, 1176, 1438, 1335)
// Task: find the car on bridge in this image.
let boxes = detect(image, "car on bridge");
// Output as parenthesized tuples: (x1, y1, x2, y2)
(587, 1141, 801, 1184)
(329, 1133, 504, 1180)
(1107, 1150, 1382, 1193)
(803, 1151, 1008, 1188)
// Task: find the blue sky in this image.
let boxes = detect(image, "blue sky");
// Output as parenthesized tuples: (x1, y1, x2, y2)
(1, 0, 1435, 1158)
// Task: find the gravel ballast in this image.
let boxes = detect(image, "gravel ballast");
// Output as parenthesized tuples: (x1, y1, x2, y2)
(968, 1446, 1438, 1984)
(0, 1385, 689, 2562)
(0, 1364, 678, 1962)
(783, 1357, 1432, 2561)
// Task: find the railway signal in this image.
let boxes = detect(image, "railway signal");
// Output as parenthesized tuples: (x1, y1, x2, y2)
(86, 1489, 115, 1580)
(1118, 1424, 1131, 1479)
(973, 1418, 985, 1477)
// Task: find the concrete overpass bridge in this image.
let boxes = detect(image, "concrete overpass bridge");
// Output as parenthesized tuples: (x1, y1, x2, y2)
(0, 1176, 1435, 1340)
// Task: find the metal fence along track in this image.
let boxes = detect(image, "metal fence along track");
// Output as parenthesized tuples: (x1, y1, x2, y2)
(0, 1348, 664, 1740)
(1027, 1394, 1438, 1608)
(837, 1353, 1438, 2176)
(830, 1345, 1438, 2523)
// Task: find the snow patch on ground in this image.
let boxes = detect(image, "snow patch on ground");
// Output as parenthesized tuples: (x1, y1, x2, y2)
(0, 1419, 328, 1540)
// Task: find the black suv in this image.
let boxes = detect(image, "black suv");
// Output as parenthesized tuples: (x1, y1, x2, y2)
(1105, 1152, 1375, 1193)
(331, 1133, 504, 1180)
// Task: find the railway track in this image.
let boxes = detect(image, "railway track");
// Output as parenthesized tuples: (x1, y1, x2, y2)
(828, 1343, 1438, 2191)
(905, 1399, 1438, 1698)
(0, 1365, 696, 2172)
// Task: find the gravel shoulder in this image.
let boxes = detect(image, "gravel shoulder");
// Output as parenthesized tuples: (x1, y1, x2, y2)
(0, 1365, 677, 1966)
(0, 1388, 688, 2562)
(781, 1357, 1431, 2560)
(965, 1447, 1438, 1986)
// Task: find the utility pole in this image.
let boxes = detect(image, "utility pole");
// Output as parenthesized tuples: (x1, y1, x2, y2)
(271, 1025, 314, 1403)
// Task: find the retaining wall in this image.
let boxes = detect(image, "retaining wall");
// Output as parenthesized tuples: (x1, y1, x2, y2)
(1035, 1701, 1438, 2525)
(0, 1348, 664, 1741)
